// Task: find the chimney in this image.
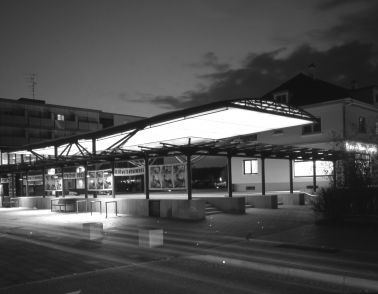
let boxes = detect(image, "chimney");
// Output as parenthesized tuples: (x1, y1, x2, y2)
(307, 63, 316, 79)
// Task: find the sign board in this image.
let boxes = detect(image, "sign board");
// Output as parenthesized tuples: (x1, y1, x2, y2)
(345, 141, 377, 154)
(114, 167, 145, 177)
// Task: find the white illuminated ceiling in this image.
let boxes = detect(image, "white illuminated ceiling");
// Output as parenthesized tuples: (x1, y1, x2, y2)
(8, 100, 315, 158)
(94, 106, 312, 153)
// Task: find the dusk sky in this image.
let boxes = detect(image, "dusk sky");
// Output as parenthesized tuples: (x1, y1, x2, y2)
(1, 0, 377, 117)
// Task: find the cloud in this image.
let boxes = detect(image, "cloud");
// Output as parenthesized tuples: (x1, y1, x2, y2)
(125, 2, 378, 112)
(189, 51, 230, 72)
(318, 1, 378, 46)
(316, 0, 359, 10)
(147, 41, 377, 110)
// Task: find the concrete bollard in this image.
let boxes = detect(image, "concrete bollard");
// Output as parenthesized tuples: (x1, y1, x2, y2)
(82, 222, 104, 241)
(138, 228, 164, 248)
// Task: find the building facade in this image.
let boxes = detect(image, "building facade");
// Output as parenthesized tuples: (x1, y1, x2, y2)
(0, 97, 143, 197)
(231, 74, 378, 193)
(0, 97, 143, 149)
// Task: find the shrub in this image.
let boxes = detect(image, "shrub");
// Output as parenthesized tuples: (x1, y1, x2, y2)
(312, 187, 378, 223)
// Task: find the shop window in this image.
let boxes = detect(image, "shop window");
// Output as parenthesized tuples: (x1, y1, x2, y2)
(9, 154, 16, 165)
(294, 160, 333, 177)
(15, 154, 22, 164)
(302, 119, 321, 135)
(243, 159, 258, 174)
(2, 153, 8, 165)
(358, 116, 366, 133)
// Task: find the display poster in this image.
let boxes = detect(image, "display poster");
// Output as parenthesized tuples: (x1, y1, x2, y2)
(45, 175, 62, 191)
(88, 170, 112, 191)
(149, 164, 186, 190)
(294, 160, 333, 177)
(7, 174, 16, 196)
(76, 179, 85, 189)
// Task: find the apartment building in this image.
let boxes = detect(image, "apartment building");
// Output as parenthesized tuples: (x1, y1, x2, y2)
(0, 97, 143, 149)
(231, 73, 378, 192)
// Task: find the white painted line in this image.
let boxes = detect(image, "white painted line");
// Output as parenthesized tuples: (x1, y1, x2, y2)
(66, 290, 81, 294)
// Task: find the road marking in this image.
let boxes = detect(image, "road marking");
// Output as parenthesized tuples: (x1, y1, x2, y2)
(66, 290, 81, 294)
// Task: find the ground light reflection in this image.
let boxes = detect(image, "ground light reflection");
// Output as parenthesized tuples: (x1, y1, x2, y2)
(1, 207, 378, 293)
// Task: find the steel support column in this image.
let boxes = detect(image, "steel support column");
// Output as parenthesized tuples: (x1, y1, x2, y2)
(289, 158, 293, 194)
(42, 167, 46, 198)
(84, 162, 88, 199)
(111, 160, 116, 198)
(313, 159, 317, 193)
(25, 170, 29, 197)
(92, 138, 96, 155)
(186, 154, 192, 200)
(227, 154, 233, 198)
(332, 159, 337, 190)
(261, 157, 266, 196)
(61, 166, 65, 197)
(144, 155, 150, 200)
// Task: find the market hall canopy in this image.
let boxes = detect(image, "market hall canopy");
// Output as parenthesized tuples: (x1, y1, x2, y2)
(3, 98, 327, 166)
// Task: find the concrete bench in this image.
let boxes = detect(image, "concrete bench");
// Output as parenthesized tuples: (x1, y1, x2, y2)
(10, 197, 19, 207)
(82, 222, 104, 241)
(51, 198, 77, 212)
(139, 228, 163, 248)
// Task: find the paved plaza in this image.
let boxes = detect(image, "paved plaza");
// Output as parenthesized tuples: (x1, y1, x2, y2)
(1, 205, 378, 293)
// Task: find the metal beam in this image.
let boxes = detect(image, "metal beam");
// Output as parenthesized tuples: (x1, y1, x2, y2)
(42, 167, 46, 198)
(333, 159, 337, 189)
(289, 158, 293, 194)
(186, 153, 192, 200)
(107, 129, 139, 151)
(261, 157, 266, 196)
(25, 170, 29, 197)
(313, 159, 317, 194)
(61, 166, 65, 198)
(84, 162, 88, 199)
(111, 160, 116, 199)
(144, 154, 150, 200)
(227, 154, 233, 198)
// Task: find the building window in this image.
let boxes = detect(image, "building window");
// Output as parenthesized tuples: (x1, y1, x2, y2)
(243, 159, 258, 174)
(302, 119, 321, 135)
(9, 154, 16, 165)
(273, 91, 289, 104)
(358, 116, 366, 133)
(294, 160, 333, 177)
(1, 153, 8, 165)
(56, 114, 65, 121)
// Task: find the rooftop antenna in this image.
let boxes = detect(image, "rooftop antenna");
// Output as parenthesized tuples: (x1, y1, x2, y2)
(27, 73, 38, 99)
